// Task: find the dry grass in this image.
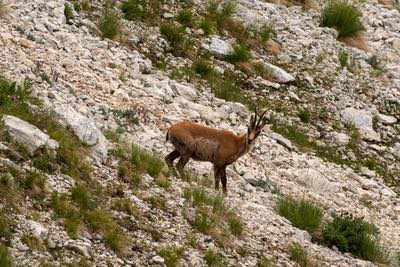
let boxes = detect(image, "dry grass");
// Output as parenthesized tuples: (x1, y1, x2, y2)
(340, 34, 369, 51)
(0, 0, 8, 17)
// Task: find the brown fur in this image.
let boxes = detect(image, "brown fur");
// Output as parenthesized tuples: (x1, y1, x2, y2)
(165, 111, 269, 194)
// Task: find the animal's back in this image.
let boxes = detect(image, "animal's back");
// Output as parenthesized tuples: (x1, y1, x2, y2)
(166, 121, 238, 161)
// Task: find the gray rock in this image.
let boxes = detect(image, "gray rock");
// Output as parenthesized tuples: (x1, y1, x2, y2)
(392, 143, 400, 158)
(152, 255, 165, 264)
(202, 36, 233, 57)
(340, 108, 380, 141)
(271, 133, 296, 151)
(53, 105, 109, 162)
(27, 220, 48, 239)
(376, 113, 397, 125)
(2, 115, 59, 155)
(333, 132, 350, 146)
(263, 62, 295, 83)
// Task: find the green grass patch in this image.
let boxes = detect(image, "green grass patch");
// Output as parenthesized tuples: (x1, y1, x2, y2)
(177, 9, 194, 27)
(121, 0, 147, 20)
(204, 249, 227, 266)
(0, 245, 12, 267)
(225, 44, 252, 64)
(289, 243, 310, 267)
(321, 0, 365, 38)
(298, 108, 311, 123)
(277, 196, 323, 233)
(158, 246, 184, 267)
(99, 0, 121, 40)
(322, 213, 387, 262)
(64, 3, 74, 24)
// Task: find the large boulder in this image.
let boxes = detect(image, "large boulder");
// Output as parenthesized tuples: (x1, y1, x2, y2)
(2, 115, 59, 155)
(340, 108, 380, 141)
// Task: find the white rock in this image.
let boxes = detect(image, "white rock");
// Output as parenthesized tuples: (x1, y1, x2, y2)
(376, 113, 397, 125)
(2, 115, 59, 155)
(53, 105, 109, 162)
(27, 220, 48, 239)
(201, 36, 233, 57)
(392, 142, 400, 158)
(152, 255, 165, 264)
(333, 132, 350, 146)
(271, 133, 295, 151)
(340, 108, 380, 141)
(263, 62, 295, 83)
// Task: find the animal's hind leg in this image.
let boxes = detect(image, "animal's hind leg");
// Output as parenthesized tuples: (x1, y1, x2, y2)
(176, 154, 190, 180)
(220, 167, 227, 195)
(213, 165, 221, 191)
(165, 150, 180, 167)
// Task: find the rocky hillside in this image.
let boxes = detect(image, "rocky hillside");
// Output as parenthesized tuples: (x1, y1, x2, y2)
(0, 0, 399, 266)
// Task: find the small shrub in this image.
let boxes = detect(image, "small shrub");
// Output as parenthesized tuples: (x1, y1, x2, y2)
(155, 175, 171, 189)
(19, 170, 46, 195)
(338, 49, 349, 68)
(111, 198, 139, 216)
(227, 213, 244, 236)
(289, 243, 309, 267)
(177, 9, 193, 27)
(103, 230, 127, 254)
(192, 209, 215, 234)
(71, 184, 95, 210)
(99, 1, 121, 40)
(130, 144, 165, 177)
(259, 24, 277, 43)
(159, 23, 187, 54)
(64, 3, 74, 24)
(322, 213, 386, 262)
(21, 233, 45, 251)
(0, 245, 12, 267)
(121, 0, 147, 20)
(192, 60, 214, 78)
(298, 108, 311, 123)
(225, 44, 252, 64)
(204, 249, 227, 267)
(86, 209, 113, 232)
(158, 246, 184, 267)
(206, 0, 236, 31)
(277, 197, 323, 233)
(321, 0, 365, 38)
(199, 18, 215, 35)
(0, 212, 12, 241)
(257, 256, 273, 267)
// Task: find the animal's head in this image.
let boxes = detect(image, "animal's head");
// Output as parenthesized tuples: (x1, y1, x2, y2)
(247, 108, 269, 147)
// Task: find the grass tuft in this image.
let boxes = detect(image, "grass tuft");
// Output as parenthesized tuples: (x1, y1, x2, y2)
(322, 213, 387, 262)
(158, 246, 184, 267)
(289, 243, 310, 267)
(204, 249, 227, 266)
(0, 245, 12, 267)
(121, 0, 147, 20)
(321, 0, 365, 38)
(225, 44, 252, 64)
(99, 0, 121, 40)
(177, 9, 193, 27)
(277, 196, 323, 233)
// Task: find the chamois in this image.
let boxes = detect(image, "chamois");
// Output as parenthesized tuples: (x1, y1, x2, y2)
(165, 109, 269, 194)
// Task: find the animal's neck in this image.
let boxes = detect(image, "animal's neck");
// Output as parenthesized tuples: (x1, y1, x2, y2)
(237, 134, 249, 158)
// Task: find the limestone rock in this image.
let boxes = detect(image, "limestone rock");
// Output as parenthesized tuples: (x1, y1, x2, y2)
(2, 115, 59, 155)
(201, 36, 233, 57)
(340, 108, 380, 141)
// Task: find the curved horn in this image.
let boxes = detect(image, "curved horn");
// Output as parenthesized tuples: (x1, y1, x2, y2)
(256, 110, 268, 128)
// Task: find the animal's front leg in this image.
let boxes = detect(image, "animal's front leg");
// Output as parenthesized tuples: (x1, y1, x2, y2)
(176, 155, 190, 181)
